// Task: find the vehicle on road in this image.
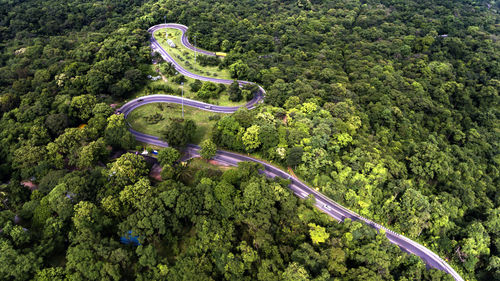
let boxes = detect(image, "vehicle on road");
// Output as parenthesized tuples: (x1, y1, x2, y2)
(138, 99, 144, 102)
(120, 23, 465, 281)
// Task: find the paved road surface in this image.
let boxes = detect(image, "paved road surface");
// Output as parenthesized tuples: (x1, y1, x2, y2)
(118, 23, 464, 281)
(148, 24, 265, 110)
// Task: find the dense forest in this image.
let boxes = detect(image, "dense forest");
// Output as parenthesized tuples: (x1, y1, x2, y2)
(0, 0, 498, 280)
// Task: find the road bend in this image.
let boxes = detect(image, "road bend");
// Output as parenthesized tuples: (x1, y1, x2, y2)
(117, 23, 464, 281)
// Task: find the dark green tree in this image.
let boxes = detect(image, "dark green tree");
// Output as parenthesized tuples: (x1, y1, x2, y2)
(157, 147, 181, 167)
(228, 80, 242, 102)
(287, 147, 304, 167)
(162, 119, 196, 147)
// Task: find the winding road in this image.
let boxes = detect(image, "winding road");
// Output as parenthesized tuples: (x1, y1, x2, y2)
(118, 23, 464, 281)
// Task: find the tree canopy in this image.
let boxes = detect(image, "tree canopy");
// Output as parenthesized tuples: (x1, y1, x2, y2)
(0, 0, 498, 280)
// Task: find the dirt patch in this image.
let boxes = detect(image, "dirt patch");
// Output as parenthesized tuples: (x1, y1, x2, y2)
(208, 159, 232, 170)
(149, 163, 163, 181)
(21, 181, 38, 191)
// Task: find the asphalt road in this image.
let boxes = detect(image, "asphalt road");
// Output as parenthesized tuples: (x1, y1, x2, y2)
(148, 23, 265, 110)
(118, 23, 464, 281)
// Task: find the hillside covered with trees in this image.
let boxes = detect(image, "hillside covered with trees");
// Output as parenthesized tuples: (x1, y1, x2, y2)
(0, 0, 498, 280)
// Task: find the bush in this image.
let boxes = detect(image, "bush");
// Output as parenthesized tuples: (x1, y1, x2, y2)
(287, 146, 304, 167)
(197, 81, 219, 100)
(144, 113, 164, 124)
(244, 89, 254, 101)
(208, 115, 221, 121)
(157, 147, 181, 167)
(171, 75, 187, 84)
(228, 81, 242, 102)
(190, 80, 203, 92)
(149, 83, 175, 94)
(162, 119, 197, 147)
(197, 55, 221, 67)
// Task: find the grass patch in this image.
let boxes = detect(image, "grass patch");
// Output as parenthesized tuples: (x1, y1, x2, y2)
(153, 28, 232, 80)
(127, 102, 226, 144)
(129, 65, 246, 107)
(181, 158, 233, 186)
(136, 142, 165, 152)
(188, 157, 233, 172)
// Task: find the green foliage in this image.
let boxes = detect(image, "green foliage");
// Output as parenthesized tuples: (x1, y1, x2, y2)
(308, 223, 330, 244)
(0, 0, 498, 280)
(159, 62, 176, 76)
(104, 114, 135, 150)
(33, 267, 66, 281)
(229, 60, 249, 79)
(282, 262, 310, 281)
(0, 159, 459, 281)
(242, 124, 261, 151)
(190, 79, 203, 92)
(45, 113, 69, 137)
(144, 112, 164, 124)
(287, 147, 304, 167)
(73, 138, 108, 169)
(0, 93, 20, 113)
(70, 94, 97, 121)
(92, 103, 114, 118)
(0, 240, 42, 280)
(106, 153, 148, 188)
(12, 145, 47, 177)
(212, 116, 245, 151)
(196, 81, 220, 100)
(171, 74, 187, 84)
(162, 119, 196, 147)
(197, 55, 221, 67)
(157, 147, 181, 167)
(120, 178, 152, 210)
(228, 80, 242, 102)
(200, 139, 217, 160)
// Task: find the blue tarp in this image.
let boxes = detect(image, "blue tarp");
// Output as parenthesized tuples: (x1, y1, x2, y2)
(120, 230, 141, 246)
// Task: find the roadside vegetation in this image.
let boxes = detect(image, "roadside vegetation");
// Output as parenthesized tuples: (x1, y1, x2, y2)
(127, 102, 225, 144)
(132, 65, 248, 107)
(0, 0, 498, 280)
(153, 28, 232, 79)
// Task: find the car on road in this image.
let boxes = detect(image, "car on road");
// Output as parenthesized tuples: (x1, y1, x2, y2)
(204, 105, 211, 109)
(116, 110, 122, 115)
(323, 204, 332, 210)
(138, 99, 144, 102)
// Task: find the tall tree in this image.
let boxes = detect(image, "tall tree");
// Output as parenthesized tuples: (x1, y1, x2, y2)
(228, 81, 242, 102)
(200, 139, 217, 160)
(104, 114, 135, 149)
(157, 147, 181, 167)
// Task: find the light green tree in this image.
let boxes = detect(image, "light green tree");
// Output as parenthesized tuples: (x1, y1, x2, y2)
(70, 94, 97, 120)
(308, 223, 329, 244)
(74, 138, 108, 169)
(157, 147, 180, 167)
(106, 153, 148, 187)
(200, 139, 217, 160)
(229, 60, 249, 79)
(104, 114, 135, 149)
(282, 262, 310, 281)
(242, 125, 261, 151)
(120, 178, 152, 209)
